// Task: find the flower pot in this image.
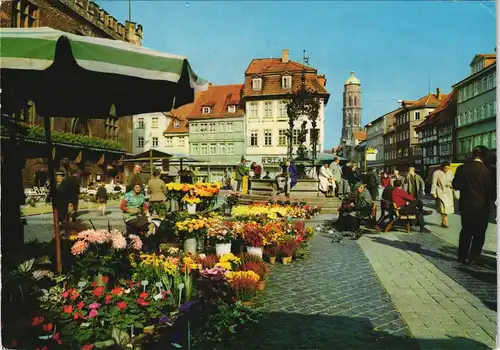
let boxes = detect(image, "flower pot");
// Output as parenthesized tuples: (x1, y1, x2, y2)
(257, 280, 266, 291)
(216, 242, 232, 256)
(246, 246, 263, 259)
(94, 273, 107, 287)
(183, 238, 197, 255)
(187, 203, 197, 214)
(269, 256, 276, 264)
(282, 256, 292, 264)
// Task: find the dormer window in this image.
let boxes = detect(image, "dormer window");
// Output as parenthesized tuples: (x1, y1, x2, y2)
(252, 78, 262, 90)
(174, 120, 180, 128)
(202, 107, 211, 114)
(228, 105, 236, 113)
(282, 75, 292, 89)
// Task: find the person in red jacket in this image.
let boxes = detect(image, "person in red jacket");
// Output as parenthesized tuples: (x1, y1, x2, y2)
(392, 179, 431, 233)
(380, 172, 391, 188)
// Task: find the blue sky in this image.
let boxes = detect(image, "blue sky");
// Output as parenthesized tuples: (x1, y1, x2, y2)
(98, 1, 496, 149)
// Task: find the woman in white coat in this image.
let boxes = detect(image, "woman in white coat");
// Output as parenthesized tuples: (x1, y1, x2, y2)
(431, 161, 454, 228)
(319, 163, 336, 197)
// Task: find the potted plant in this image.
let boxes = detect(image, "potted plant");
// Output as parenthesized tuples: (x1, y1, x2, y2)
(206, 221, 236, 256)
(225, 270, 260, 304)
(175, 217, 210, 254)
(280, 245, 293, 264)
(182, 195, 201, 214)
(265, 245, 280, 264)
(224, 191, 240, 214)
(279, 238, 300, 264)
(242, 260, 270, 291)
(241, 223, 266, 258)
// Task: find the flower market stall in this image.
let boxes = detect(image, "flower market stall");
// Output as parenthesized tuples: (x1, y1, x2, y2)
(3, 183, 321, 349)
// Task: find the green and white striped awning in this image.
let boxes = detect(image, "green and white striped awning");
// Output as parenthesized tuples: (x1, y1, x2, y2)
(0, 27, 208, 91)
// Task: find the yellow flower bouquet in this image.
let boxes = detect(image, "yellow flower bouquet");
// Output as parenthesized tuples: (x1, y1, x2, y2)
(181, 195, 202, 205)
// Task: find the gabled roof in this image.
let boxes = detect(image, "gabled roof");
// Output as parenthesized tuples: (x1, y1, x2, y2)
(164, 118, 189, 134)
(188, 84, 245, 120)
(470, 53, 496, 67)
(242, 58, 329, 100)
(414, 90, 456, 132)
(401, 91, 448, 110)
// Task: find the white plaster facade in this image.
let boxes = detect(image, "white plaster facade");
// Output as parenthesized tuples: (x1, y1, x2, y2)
(244, 98, 325, 166)
(132, 112, 172, 154)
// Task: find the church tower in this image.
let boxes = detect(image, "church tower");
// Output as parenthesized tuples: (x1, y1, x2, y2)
(341, 71, 362, 142)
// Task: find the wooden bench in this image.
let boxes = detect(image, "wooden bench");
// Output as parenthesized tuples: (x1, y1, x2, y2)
(384, 201, 416, 233)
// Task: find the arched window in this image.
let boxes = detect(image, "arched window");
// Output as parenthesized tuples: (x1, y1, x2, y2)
(354, 96, 359, 106)
(349, 96, 353, 106)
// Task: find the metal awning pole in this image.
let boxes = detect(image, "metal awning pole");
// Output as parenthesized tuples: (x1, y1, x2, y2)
(44, 117, 62, 275)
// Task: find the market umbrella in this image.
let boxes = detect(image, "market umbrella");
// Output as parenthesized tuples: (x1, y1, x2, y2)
(0, 27, 208, 273)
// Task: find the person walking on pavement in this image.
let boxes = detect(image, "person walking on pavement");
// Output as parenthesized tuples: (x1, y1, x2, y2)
(54, 171, 70, 223)
(404, 167, 425, 200)
(65, 170, 80, 221)
(96, 182, 108, 216)
(452, 146, 493, 265)
(431, 161, 455, 228)
(329, 157, 345, 197)
(235, 157, 249, 192)
(365, 167, 380, 201)
(126, 164, 143, 193)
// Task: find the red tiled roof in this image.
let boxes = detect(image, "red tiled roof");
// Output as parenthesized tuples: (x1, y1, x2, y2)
(242, 58, 329, 100)
(353, 130, 367, 141)
(188, 84, 245, 120)
(414, 90, 456, 131)
(164, 118, 189, 134)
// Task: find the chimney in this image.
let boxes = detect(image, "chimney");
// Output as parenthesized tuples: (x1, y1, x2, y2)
(282, 49, 289, 63)
(436, 88, 442, 100)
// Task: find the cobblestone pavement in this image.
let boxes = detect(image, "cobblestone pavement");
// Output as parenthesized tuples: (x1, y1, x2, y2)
(358, 233, 496, 350)
(245, 233, 419, 349)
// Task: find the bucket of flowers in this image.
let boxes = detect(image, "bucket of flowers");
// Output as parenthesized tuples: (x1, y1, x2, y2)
(279, 235, 300, 264)
(207, 221, 237, 256)
(242, 260, 270, 291)
(175, 217, 210, 254)
(241, 222, 267, 258)
(264, 245, 280, 264)
(224, 191, 240, 215)
(181, 195, 201, 214)
(225, 270, 260, 305)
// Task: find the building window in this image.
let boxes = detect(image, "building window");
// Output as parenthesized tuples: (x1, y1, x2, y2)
(191, 123, 197, 133)
(292, 129, 300, 146)
(152, 137, 158, 147)
(468, 84, 473, 98)
(174, 120, 180, 128)
(264, 129, 272, 146)
(467, 110, 472, 123)
(278, 101, 288, 118)
(491, 132, 496, 149)
(137, 137, 144, 147)
(201, 144, 208, 155)
(226, 122, 233, 132)
(177, 137, 185, 147)
(219, 122, 226, 132)
(227, 143, 234, 155)
(487, 74, 493, 90)
(150, 117, 158, 128)
(264, 102, 272, 118)
(474, 81, 479, 95)
(250, 130, 258, 147)
(278, 129, 287, 146)
(494, 72, 497, 88)
(252, 78, 262, 90)
(200, 123, 207, 133)
(209, 123, 216, 132)
(482, 77, 487, 92)
(138, 117, 145, 128)
(415, 112, 420, 120)
(209, 143, 217, 155)
(474, 108, 479, 121)
(191, 144, 199, 155)
(228, 105, 236, 113)
(13, 0, 40, 28)
(249, 103, 258, 118)
(202, 107, 211, 114)
(282, 76, 292, 89)
(218, 143, 226, 155)
(481, 105, 486, 119)
(166, 137, 173, 147)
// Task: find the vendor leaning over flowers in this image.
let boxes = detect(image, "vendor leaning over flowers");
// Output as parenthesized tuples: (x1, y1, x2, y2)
(120, 184, 149, 234)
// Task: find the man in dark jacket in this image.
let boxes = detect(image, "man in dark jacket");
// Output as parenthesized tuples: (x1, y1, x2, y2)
(452, 146, 493, 265)
(365, 167, 380, 201)
(127, 165, 143, 193)
(54, 171, 70, 223)
(65, 170, 80, 220)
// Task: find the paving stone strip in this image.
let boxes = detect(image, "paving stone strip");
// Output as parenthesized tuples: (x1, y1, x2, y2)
(240, 233, 419, 349)
(358, 233, 496, 350)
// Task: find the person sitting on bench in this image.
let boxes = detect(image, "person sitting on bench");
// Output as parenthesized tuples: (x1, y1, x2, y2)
(392, 179, 432, 233)
(339, 182, 372, 217)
